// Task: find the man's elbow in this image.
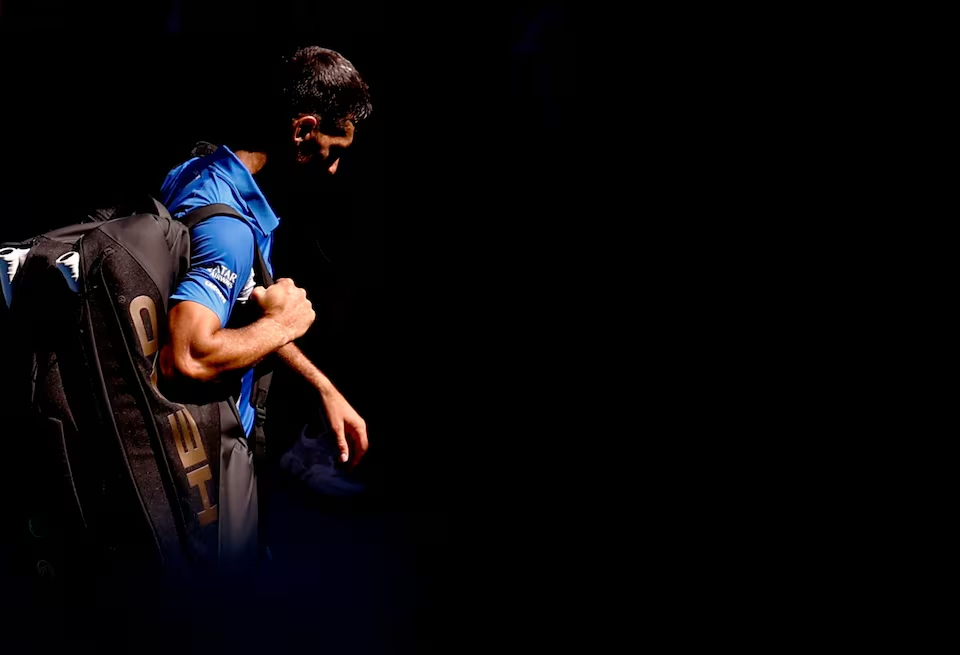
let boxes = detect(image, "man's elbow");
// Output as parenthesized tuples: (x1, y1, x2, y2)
(161, 345, 218, 383)
(180, 358, 219, 383)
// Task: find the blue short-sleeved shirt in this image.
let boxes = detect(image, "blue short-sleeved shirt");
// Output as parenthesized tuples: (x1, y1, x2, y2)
(160, 145, 280, 437)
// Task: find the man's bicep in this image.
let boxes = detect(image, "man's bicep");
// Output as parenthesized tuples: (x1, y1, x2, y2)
(168, 300, 222, 348)
(170, 217, 256, 327)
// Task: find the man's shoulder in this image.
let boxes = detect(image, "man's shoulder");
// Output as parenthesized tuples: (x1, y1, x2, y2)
(189, 214, 257, 255)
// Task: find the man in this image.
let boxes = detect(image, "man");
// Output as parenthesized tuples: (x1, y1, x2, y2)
(157, 45, 371, 568)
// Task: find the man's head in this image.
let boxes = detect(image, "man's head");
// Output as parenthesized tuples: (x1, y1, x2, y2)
(280, 46, 372, 175)
(238, 46, 372, 176)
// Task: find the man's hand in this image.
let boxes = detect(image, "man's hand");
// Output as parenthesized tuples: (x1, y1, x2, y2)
(320, 386, 369, 466)
(251, 278, 316, 343)
(273, 341, 369, 466)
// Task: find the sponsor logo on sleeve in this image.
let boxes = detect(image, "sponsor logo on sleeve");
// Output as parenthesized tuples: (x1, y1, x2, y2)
(207, 264, 239, 289)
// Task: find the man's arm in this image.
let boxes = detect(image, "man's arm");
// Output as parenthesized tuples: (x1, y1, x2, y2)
(276, 342, 369, 465)
(161, 279, 315, 382)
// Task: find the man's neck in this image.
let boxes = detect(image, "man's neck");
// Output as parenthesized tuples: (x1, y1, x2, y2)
(234, 150, 268, 175)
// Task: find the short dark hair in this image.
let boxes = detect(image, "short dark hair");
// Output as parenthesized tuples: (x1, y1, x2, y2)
(221, 46, 372, 153)
(279, 46, 372, 129)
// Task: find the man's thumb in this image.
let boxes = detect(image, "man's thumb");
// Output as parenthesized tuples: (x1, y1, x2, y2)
(251, 286, 267, 304)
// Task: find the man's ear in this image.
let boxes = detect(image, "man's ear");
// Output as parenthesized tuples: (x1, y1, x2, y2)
(292, 115, 319, 144)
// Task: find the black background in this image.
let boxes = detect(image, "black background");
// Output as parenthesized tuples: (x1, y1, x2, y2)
(0, 2, 570, 652)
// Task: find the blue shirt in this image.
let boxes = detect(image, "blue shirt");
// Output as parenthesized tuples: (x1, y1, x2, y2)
(160, 145, 280, 437)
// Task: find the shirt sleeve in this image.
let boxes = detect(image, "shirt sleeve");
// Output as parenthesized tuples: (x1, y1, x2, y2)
(170, 215, 256, 328)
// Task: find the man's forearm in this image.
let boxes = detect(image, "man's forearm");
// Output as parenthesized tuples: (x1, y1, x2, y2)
(277, 343, 337, 396)
(203, 317, 290, 374)
(162, 315, 290, 382)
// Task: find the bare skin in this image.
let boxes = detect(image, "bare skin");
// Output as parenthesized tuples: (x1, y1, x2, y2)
(160, 278, 315, 381)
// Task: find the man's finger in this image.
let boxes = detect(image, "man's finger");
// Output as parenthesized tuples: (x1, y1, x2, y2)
(334, 424, 349, 463)
(345, 421, 368, 467)
(355, 422, 369, 455)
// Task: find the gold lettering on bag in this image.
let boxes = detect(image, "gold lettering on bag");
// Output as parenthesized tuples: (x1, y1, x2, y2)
(187, 465, 217, 526)
(129, 295, 159, 388)
(169, 409, 206, 468)
(168, 408, 217, 525)
(132, 298, 217, 527)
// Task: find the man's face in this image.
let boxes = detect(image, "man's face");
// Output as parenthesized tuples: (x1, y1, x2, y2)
(291, 115, 355, 175)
